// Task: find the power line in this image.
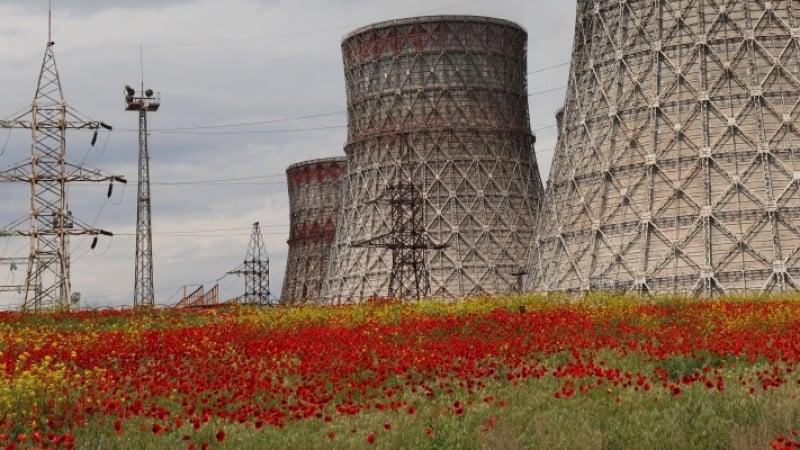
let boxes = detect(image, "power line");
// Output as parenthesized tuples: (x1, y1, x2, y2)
(57, 0, 485, 49)
(152, 181, 286, 187)
(148, 125, 346, 136)
(528, 62, 570, 74)
(115, 111, 346, 133)
(150, 173, 287, 186)
(529, 86, 566, 97)
(105, 86, 565, 137)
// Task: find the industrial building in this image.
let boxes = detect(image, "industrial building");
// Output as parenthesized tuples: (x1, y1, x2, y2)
(321, 16, 543, 303)
(528, 1, 800, 296)
(282, 157, 347, 304)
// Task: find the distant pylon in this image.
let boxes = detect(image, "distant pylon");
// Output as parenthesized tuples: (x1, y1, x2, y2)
(228, 222, 271, 305)
(0, 7, 125, 312)
(125, 83, 160, 308)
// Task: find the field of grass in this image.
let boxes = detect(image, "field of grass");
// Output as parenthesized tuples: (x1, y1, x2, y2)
(1, 294, 800, 449)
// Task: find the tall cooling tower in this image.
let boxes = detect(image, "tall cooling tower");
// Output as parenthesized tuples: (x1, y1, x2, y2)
(529, 1, 800, 296)
(281, 157, 347, 304)
(321, 16, 543, 303)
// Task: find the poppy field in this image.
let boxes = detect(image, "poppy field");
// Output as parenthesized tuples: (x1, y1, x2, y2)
(1, 294, 800, 449)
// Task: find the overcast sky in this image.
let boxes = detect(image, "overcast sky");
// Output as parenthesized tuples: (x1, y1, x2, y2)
(0, 0, 576, 309)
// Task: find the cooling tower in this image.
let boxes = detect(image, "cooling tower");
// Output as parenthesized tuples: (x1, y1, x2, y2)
(321, 16, 543, 303)
(529, 1, 800, 296)
(281, 157, 347, 304)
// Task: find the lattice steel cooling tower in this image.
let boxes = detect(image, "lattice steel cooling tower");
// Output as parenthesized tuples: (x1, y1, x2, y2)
(529, 1, 800, 296)
(321, 16, 543, 303)
(281, 157, 347, 304)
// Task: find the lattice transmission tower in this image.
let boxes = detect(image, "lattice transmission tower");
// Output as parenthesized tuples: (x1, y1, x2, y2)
(125, 83, 160, 308)
(0, 9, 125, 311)
(228, 222, 271, 305)
(352, 176, 446, 302)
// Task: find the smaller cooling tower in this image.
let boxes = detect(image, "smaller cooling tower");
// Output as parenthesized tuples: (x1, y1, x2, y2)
(321, 16, 543, 303)
(281, 157, 347, 304)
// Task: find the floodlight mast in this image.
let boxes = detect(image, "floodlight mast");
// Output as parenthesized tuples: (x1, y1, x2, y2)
(125, 85, 160, 308)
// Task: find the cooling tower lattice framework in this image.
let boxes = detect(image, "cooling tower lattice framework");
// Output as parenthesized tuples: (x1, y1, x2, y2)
(281, 157, 347, 304)
(322, 16, 543, 303)
(529, 0, 800, 296)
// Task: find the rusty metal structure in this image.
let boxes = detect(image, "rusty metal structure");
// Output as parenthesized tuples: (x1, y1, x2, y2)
(281, 157, 347, 304)
(322, 16, 543, 303)
(0, 9, 124, 311)
(175, 284, 220, 308)
(529, 1, 800, 296)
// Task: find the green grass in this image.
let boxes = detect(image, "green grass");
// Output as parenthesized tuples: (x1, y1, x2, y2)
(69, 354, 800, 450)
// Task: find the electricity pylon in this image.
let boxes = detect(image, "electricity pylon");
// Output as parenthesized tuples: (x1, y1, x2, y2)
(0, 8, 125, 312)
(352, 182, 445, 302)
(228, 222, 271, 305)
(125, 84, 160, 308)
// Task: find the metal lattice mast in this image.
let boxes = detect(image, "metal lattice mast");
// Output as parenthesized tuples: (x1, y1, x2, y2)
(228, 222, 271, 305)
(0, 10, 124, 312)
(125, 84, 160, 308)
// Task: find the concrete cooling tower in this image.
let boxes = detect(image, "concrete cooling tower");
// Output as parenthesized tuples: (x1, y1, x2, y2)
(322, 16, 543, 303)
(529, 1, 800, 296)
(281, 157, 347, 304)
